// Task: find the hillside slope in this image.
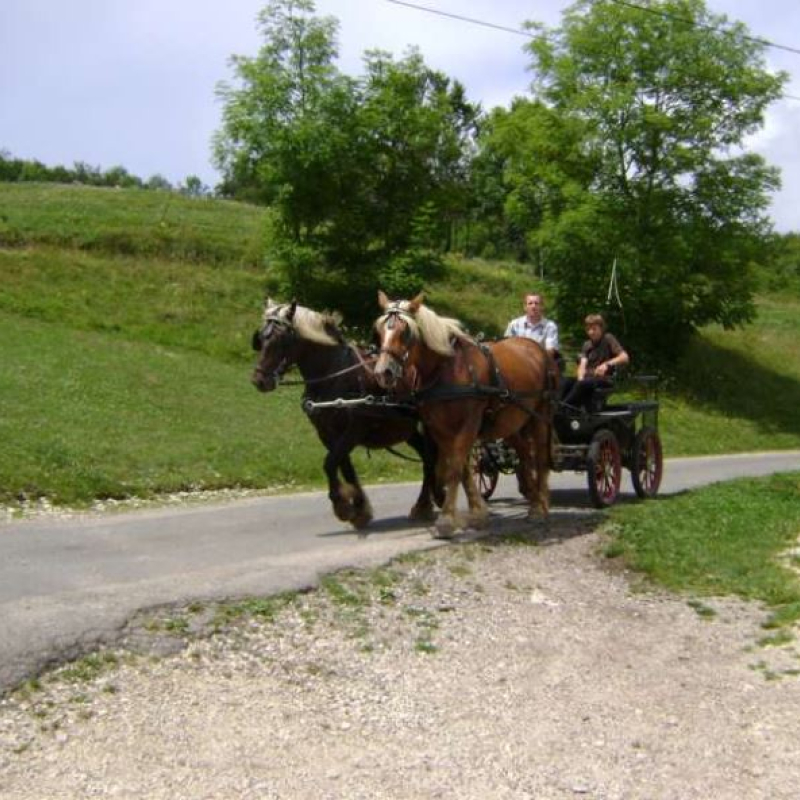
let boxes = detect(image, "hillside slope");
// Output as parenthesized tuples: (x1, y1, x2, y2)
(1, 182, 798, 507)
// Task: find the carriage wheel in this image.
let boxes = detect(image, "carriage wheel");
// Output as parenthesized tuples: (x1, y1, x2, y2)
(586, 429, 622, 508)
(631, 426, 663, 499)
(471, 443, 499, 501)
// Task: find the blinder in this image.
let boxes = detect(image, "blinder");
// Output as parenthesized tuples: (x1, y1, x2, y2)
(252, 316, 295, 352)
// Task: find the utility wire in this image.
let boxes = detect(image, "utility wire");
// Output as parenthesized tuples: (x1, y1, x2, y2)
(383, 0, 800, 101)
(608, 0, 800, 57)
(384, 0, 534, 39)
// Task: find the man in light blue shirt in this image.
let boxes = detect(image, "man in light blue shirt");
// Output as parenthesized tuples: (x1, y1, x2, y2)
(504, 292, 560, 358)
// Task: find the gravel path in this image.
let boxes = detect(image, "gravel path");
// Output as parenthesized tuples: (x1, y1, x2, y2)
(2, 519, 799, 800)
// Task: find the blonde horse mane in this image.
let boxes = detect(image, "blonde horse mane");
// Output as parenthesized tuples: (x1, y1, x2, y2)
(262, 299, 341, 347)
(378, 296, 468, 357)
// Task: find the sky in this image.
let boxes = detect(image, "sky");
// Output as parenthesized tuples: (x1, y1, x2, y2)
(2, 0, 799, 231)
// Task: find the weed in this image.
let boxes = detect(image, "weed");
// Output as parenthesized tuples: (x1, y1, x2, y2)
(757, 631, 794, 648)
(448, 563, 473, 578)
(687, 600, 717, 619)
(321, 575, 367, 608)
(57, 652, 120, 685)
(163, 617, 190, 634)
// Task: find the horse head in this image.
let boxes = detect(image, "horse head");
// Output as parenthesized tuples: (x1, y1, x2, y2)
(373, 291, 426, 390)
(251, 298, 299, 392)
(251, 298, 344, 392)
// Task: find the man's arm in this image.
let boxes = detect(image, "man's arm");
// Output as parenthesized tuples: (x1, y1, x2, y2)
(594, 337, 629, 377)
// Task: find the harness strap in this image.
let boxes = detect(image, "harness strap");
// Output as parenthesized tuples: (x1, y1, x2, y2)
(279, 353, 375, 386)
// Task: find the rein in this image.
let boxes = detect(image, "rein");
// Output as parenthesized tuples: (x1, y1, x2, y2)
(275, 355, 375, 387)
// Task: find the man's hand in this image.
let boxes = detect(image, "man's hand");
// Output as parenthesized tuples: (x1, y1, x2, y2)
(595, 362, 611, 377)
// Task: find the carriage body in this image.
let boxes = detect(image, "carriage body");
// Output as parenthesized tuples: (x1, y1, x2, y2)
(474, 377, 663, 508)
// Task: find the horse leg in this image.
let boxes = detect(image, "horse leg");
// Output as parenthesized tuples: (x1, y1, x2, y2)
(511, 436, 534, 500)
(434, 427, 486, 538)
(532, 416, 551, 518)
(406, 428, 437, 522)
(507, 429, 540, 519)
(339, 453, 373, 529)
(461, 459, 489, 530)
(324, 449, 356, 523)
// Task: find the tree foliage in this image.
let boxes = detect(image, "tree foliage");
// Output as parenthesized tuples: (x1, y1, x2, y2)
(479, 0, 785, 363)
(213, 0, 478, 322)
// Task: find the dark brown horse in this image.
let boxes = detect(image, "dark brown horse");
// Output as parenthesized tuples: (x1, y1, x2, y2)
(373, 291, 555, 538)
(251, 299, 439, 529)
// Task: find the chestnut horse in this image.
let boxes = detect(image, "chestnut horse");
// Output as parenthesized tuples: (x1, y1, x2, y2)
(251, 299, 439, 528)
(373, 291, 555, 538)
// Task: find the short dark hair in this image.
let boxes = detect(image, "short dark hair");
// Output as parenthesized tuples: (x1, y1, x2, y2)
(584, 313, 605, 330)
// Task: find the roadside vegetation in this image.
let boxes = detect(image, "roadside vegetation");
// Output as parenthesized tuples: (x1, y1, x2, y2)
(606, 472, 800, 632)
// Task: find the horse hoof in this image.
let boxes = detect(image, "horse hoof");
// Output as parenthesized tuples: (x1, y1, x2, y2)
(333, 504, 355, 523)
(409, 504, 436, 523)
(351, 511, 373, 530)
(433, 517, 457, 539)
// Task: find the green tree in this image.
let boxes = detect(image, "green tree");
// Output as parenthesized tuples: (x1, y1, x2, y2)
(213, 0, 478, 321)
(181, 175, 208, 196)
(497, 0, 785, 363)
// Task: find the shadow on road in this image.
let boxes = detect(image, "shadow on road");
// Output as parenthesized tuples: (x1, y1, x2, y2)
(316, 487, 622, 543)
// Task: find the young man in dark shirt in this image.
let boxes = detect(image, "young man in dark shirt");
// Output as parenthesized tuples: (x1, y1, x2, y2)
(561, 314, 629, 410)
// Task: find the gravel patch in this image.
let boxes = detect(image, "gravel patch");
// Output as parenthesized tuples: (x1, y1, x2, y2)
(1, 524, 799, 800)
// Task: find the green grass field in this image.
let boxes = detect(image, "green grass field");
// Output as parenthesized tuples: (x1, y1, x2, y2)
(1, 181, 798, 508)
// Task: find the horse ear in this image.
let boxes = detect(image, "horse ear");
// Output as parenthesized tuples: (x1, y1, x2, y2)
(377, 290, 390, 310)
(288, 299, 297, 321)
(408, 292, 425, 313)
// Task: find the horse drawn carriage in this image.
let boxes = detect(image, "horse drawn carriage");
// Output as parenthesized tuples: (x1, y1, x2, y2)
(251, 293, 663, 537)
(472, 376, 663, 509)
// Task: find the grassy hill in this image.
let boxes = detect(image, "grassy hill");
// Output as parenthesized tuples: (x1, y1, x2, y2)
(1, 182, 798, 508)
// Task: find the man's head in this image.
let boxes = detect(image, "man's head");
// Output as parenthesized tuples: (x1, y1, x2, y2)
(524, 293, 544, 323)
(584, 313, 605, 343)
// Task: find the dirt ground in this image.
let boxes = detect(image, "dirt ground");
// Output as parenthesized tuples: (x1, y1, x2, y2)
(1, 517, 799, 800)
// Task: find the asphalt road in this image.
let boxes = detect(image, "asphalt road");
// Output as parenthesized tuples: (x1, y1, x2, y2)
(1, 451, 799, 694)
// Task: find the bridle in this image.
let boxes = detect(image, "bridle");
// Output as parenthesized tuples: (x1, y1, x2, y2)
(253, 314, 374, 387)
(252, 315, 297, 384)
(376, 306, 416, 368)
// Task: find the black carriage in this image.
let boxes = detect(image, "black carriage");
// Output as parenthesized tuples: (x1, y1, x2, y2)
(473, 376, 663, 508)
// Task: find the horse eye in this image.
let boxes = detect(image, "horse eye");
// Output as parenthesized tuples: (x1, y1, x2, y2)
(251, 331, 263, 351)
